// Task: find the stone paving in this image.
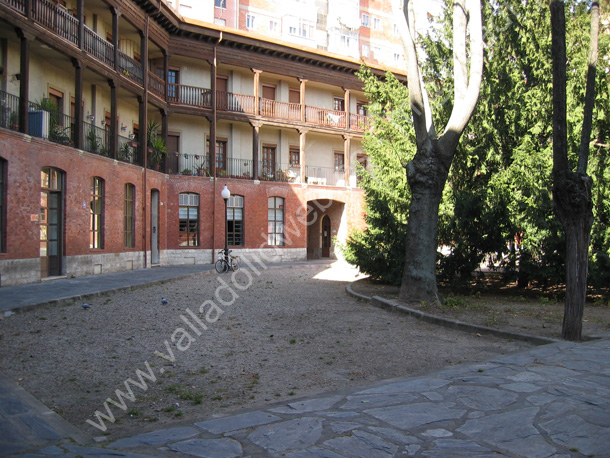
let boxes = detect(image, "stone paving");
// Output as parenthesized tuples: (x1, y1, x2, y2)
(1, 264, 610, 457)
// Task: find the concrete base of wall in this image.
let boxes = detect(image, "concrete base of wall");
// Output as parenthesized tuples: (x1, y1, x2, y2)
(65, 252, 145, 278)
(0, 258, 42, 286)
(161, 249, 214, 266)
(0, 248, 307, 287)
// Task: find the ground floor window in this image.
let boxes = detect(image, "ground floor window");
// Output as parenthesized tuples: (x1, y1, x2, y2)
(90, 177, 104, 249)
(179, 193, 199, 247)
(124, 183, 135, 248)
(268, 196, 284, 246)
(228, 195, 244, 246)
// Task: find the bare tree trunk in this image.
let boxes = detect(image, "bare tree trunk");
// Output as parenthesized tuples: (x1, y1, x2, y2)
(554, 172, 593, 340)
(550, 1, 599, 341)
(396, 0, 483, 304)
(401, 139, 451, 303)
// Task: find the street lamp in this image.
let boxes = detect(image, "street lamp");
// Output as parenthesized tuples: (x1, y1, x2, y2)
(221, 185, 230, 262)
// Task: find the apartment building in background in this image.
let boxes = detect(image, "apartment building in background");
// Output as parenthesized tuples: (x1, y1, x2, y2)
(0, 0, 412, 286)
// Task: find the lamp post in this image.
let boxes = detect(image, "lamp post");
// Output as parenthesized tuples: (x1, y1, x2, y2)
(221, 185, 230, 262)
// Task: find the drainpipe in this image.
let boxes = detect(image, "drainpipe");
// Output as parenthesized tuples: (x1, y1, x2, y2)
(211, 32, 222, 262)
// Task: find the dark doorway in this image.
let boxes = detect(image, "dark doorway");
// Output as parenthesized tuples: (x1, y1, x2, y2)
(322, 215, 331, 258)
(40, 168, 64, 277)
(151, 189, 160, 265)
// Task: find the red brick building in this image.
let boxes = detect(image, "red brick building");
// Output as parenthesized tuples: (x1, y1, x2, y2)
(0, 0, 400, 286)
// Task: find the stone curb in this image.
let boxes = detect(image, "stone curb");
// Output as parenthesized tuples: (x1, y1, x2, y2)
(345, 280, 560, 346)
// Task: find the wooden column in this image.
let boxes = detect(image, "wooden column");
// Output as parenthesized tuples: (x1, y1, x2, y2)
(299, 128, 308, 184)
(299, 78, 307, 122)
(77, 0, 84, 49)
(112, 7, 119, 71)
(16, 28, 30, 134)
(344, 88, 351, 130)
(252, 121, 261, 179)
(109, 79, 118, 159)
(252, 69, 261, 116)
(343, 134, 351, 187)
(72, 58, 83, 149)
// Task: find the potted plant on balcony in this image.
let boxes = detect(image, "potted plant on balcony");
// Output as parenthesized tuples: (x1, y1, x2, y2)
(182, 168, 193, 176)
(196, 164, 209, 176)
(146, 120, 167, 170)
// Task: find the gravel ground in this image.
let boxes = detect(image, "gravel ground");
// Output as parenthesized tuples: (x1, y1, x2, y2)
(0, 261, 532, 441)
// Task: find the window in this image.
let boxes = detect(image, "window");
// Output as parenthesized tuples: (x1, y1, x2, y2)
(361, 13, 370, 27)
(90, 177, 104, 249)
(227, 195, 244, 246)
(0, 159, 5, 252)
(289, 147, 300, 167)
(206, 139, 227, 173)
(362, 44, 370, 57)
(289, 26, 297, 35)
(168, 69, 180, 100)
(393, 23, 399, 36)
(124, 183, 135, 248)
(247, 14, 255, 29)
(262, 145, 276, 177)
(394, 53, 402, 62)
(333, 97, 345, 111)
(215, 0, 226, 8)
(334, 152, 345, 171)
(179, 193, 199, 247)
(270, 20, 279, 34)
(373, 17, 381, 30)
(268, 197, 284, 246)
(215, 18, 226, 26)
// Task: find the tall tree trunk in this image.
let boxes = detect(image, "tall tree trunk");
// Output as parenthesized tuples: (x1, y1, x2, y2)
(400, 140, 450, 303)
(554, 172, 593, 340)
(395, 0, 483, 304)
(550, 1, 599, 341)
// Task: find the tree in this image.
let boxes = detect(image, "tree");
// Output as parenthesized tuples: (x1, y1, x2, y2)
(395, 0, 484, 303)
(550, 0, 600, 340)
(342, 69, 415, 285)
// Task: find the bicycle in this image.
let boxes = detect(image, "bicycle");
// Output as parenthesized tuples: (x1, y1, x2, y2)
(215, 249, 239, 273)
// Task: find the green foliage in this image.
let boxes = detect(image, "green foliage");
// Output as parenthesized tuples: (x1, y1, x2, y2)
(342, 68, 415, 285)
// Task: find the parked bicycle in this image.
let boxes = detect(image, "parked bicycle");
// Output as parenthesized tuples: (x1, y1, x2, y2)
(215, 249, 239, 273)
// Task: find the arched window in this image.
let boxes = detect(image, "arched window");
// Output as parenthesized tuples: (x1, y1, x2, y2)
(179, 193, 199, 247)
(124, 183, 135, 248)
(228, 195, 244, 246)
(268, 196, 284, 246)
(90, 177, 104, 249)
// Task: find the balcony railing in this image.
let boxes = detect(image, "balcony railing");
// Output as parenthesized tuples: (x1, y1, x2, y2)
(260, 99, 301, 121)
(28, 100, 74, 146)
(148, 72, 166, 99)
(0, 90, 20, 131)
(169, 84, 212, 108)
(305, 165, 346, 187)
(1, 0, 25, 14)
(350, 113, 371, 132)
(84, 26, 114, 68)
(305, 106, 347, 129)
(32, 0, 78, 45)
(118, 51, 143, 85)
(118, 134, 138, 164)
(217, 91, 256, 114)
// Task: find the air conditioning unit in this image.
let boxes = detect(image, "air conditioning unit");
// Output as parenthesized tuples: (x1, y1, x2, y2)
(28, 110, 50, 139)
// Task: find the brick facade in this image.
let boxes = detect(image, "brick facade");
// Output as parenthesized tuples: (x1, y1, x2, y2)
(0, 130, 365, 286)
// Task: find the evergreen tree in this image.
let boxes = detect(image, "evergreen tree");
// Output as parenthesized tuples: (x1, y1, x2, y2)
(342, 69, 415, 285)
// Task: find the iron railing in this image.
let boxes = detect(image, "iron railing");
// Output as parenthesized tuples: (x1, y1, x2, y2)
(0, 90, 20, 131)
(118, 51, 143, 85)
(305, 165, 346, 187)
(84, 26, 114, 67)
(0, 0, 25, 14)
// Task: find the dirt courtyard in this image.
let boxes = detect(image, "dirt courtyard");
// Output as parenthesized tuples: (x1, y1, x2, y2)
(1, 261, 536, 441)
